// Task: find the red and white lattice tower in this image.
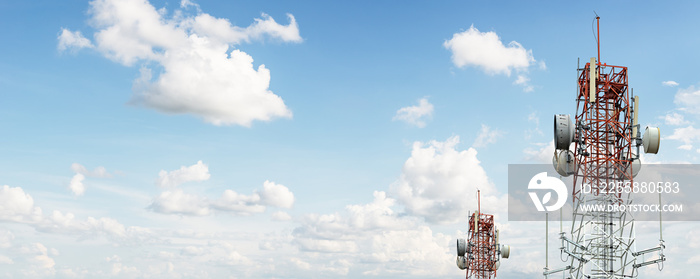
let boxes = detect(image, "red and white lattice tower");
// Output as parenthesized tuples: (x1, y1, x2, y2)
(545, 16, 665, 279)
(456, 190, 510, 279)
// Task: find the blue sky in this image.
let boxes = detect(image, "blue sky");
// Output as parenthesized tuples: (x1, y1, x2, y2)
(1, 0, 699, 278)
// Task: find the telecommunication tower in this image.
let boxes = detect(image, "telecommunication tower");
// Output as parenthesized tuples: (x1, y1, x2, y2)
(456, 190, 510, 279)
(545, 16, 665, 279)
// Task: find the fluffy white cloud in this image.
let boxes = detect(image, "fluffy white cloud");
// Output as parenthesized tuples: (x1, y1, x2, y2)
(291, 191, 453, 276)
(150, 178, 295, 216)
(65, 0, 301, 126)
(157, 160, 210, 188)
(663, 112, 689, 126)
(514, 74, 534, 92)
(391, 136, 501, 224)
(149, 189, 211, 216)
(473, 124, 504, 148)
(524, 140, 555, 163)
(211, 189, 266, 215)
(68, 163, 114, 196)
(29, 243, 56, 270)
(674, 86, 700, 114)
(679, 144, 693, 150)
(259, 180, 295, 208)
(188, 13, 302, 45)
(0, 185, 156, 245)
(444, 25, 540, 92)
(68, 173, 85, 196)
(17, 243, 57, 276)
(444, 25, 536, 76)
(393, 98, 434, 128)
(0, 185, 42, 222)
(667, 126, 700, 145)
(57, 28, 93, 52)
(71, 163, 112, 178)
(663, 80, 679, 87)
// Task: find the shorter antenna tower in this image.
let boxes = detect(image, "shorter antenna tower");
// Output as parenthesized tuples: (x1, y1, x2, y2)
(456, 190, 510, 279)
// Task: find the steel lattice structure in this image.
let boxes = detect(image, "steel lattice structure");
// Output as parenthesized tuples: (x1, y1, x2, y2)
(456, 191, 508, 279)
(544, 16, 665, 279)
(566, 60, 637, 279)
(466, 211, 497, 279)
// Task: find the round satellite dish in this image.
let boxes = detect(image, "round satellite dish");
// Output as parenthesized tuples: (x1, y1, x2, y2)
(616, 157, 640, 179)
(631, 158, 641, 177)
(457, 239, 467, 257)
(553, 150, 575, 177)
(642, 127, 660, 154)
(456, 256, 467, 270)
(500, 244, 510, 259)
(554, 114, 574, 150)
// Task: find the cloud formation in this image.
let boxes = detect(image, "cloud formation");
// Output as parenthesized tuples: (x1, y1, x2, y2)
(663, 80, 679, 87)
(57, 29, 94, 52)
(60, 0, 301, 126)
(674, 86, 700, 115)
(391, 136, 502, 224)
(444, 25, 536, 75)
(393, 98, 434, 128)
(156, 160, 210, 188)
(473, 124, 504, 148)
(149, 163, 295, 217)
(444, 25, 540, 92)
(68, 163, 113, 196)
(291, 191, 453, 276)
(0, 185, 156, 245)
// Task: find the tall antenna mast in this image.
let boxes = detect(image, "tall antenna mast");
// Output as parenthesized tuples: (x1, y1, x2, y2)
(596, 16, 600, 66)
(546, 15, 665, 279)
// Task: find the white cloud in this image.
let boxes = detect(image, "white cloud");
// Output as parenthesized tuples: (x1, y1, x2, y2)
(156, 160, 210, 188)
(18, 243, 56, 276)
(679, 144, 693, 150)
(189, 13, 302, 45)
(473, 124, 504, 148)
(150, 177, 295, 216)
(71, 163, 112, 178)
(69, 173, 86, 196)
(291, 191, 453, 276)
(663, 80, 679, 87)
(391, 136, 501, 224)
(667, 126, 700, 145)
(524, 140, 555, 163)
(674, 86, 700, 114)
(271, 211, 292, 221)
(57, 28, 93, 52)
(0, 230, 13, 249)
(0, 254, 12, 265)
(0, 185, 156, 245)
(211, 189, 265, 215)
(149, 189, 211, 216)
(514, 74, 534, 92)
(68, 163, 114, 196)
(65, 0, 301, 126)
(444, 25, 537, 76)
(662, 112, 689, 126)
(0, 185, 42, 222)
(259, 180, 295, 208)
(393, 98, 433, 128)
